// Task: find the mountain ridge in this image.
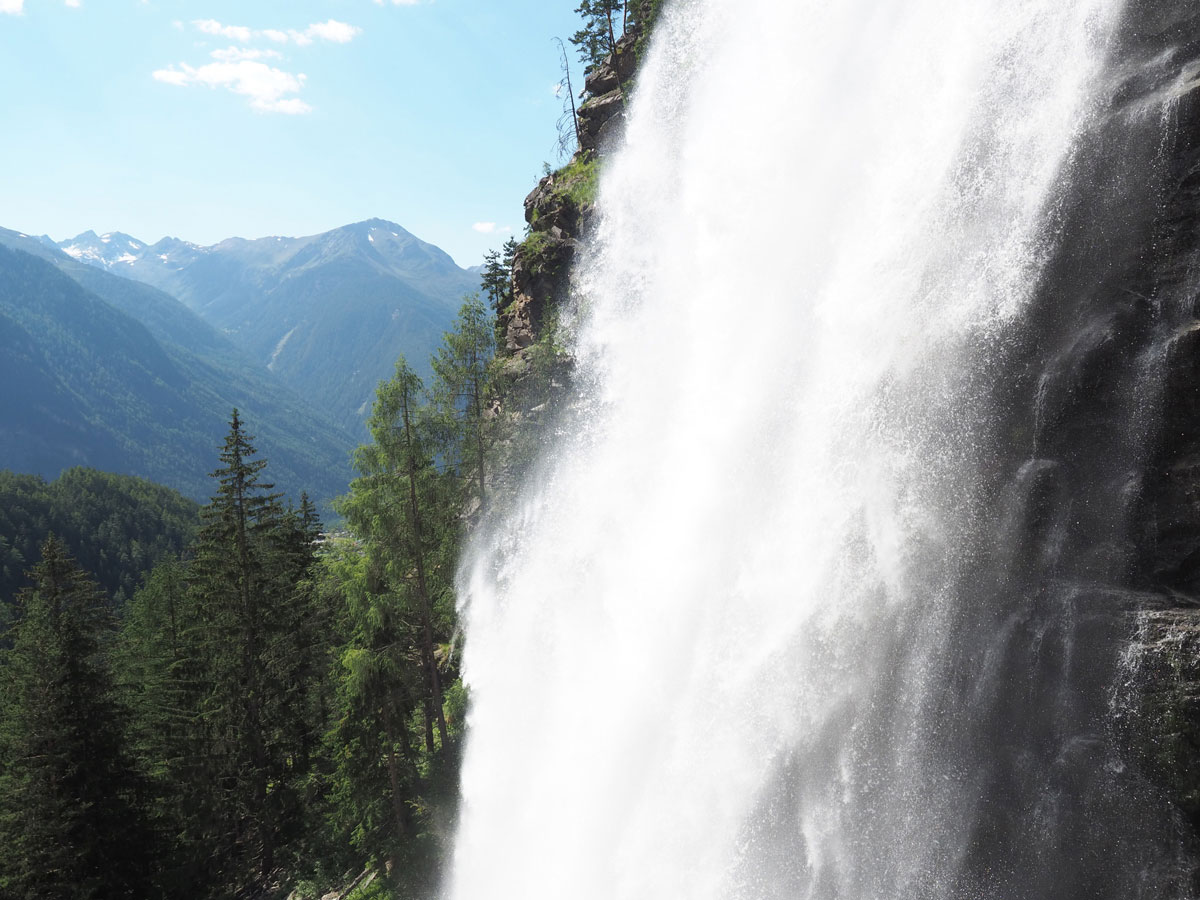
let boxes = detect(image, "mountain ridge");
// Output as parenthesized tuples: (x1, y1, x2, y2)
(54, 218, 482, 434)
(0, 241, 356, 508)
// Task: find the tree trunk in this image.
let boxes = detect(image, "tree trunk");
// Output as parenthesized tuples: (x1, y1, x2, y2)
(381, 700, 409, 840)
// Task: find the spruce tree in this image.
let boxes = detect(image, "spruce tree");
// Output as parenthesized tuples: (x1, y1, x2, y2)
(479, 237, 518, 314)
(187, 410, 322, 890)
(115, 560, 216, 894)
(0, 536, 157, 899)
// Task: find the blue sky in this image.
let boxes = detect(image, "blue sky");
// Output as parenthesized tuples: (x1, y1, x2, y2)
(0, 0, 587, 266)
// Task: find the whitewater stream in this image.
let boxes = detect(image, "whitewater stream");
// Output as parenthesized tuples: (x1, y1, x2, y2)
(451, 0, 1199, 896)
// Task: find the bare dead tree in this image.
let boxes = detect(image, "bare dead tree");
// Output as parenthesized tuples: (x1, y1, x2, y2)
(554, 36, 581, 160)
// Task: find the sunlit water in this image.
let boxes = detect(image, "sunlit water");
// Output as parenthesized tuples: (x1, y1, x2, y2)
(448, 0, 1194, 896)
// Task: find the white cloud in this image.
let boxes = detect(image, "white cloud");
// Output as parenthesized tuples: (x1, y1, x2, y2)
(304, 19, 360, 43)
(160, 18, 360, 113)
(193, 18, 252, 43)
(374, 0, 420, 5)
(211, 46, 283, 62)
(472, 223, 514, 235)
(268, 98, 313, 115)
(152, 67, 190, 87)
(190, 18, 361, 47)
(0, 0, 24, 14)
(64, 0, 80, 7)
(153, 60, 311, 114)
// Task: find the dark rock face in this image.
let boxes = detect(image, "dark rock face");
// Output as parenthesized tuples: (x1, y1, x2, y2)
(971, 0, 1200, 882)
(485, 38, 638, 507)
(576, 31, 637, 153)
(578, 90, 625, 153)
(1126, 605, 1200, 834)
(1117, 5, 1200, 871)
(495, 170, 586, 353)
(504, 239, 576, 351)
(523, 172, 586, 239)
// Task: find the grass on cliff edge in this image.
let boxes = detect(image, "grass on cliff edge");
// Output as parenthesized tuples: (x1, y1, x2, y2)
(557, 153, 600, 209)
(531, 154, 600, 228)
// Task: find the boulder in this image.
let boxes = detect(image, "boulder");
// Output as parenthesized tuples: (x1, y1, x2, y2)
(578, 90, 625, 153)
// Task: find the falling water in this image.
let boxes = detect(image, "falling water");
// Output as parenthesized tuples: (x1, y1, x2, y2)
(451, 0, 1197, 897)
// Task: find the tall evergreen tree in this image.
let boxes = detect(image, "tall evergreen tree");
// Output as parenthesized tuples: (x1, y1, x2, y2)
(571, 0, 625, 74)
(331, 359, 464, 893)
(0, 536, 157, 899)
(480, 238, 518, 315)
(324, 544, 423, 862)
(341, 361, 452, 752)
(115, 560, 217, 894)
(432, 294, 495, 514)
(186, 410, 324, 891)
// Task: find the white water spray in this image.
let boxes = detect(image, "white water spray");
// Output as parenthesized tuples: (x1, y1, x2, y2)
(450, 0, 1151, 897)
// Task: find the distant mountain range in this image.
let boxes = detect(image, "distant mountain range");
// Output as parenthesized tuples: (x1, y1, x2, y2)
(0, 231, 357, 509)
(56, 219, 481, 434)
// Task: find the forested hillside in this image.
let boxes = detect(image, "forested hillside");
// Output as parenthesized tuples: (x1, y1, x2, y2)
(0, 468, 197, 612)
(0, 243, 356, 507)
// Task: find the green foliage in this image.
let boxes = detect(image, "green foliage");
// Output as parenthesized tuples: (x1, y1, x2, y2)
(431, 295, 496, 514)
(521, 230, 558, 275)
(571, 0, 624, 73)
(109, 412, 334, 899)
(570, 0, 661, 76)
(628, 0, 665, 64)
(328, 357, 463, 895)
(0, 537, 159, 899)
(348, 874, 397, 900)
(184, 411, 328, 890)
(557, 153, 601, 209)
(480, 238, 518, 315)
(0, 467, 198, 611)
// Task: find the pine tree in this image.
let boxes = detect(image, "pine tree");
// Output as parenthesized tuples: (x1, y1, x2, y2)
(324, 543, 423, 861)
(331, 359, 463, 892)
(343, 361, 451, 752)
(571, 0, 625, 74)
(432, 294, 495, 514)
(480, 237, 518, 314)
(186, 410, 323, 890)
(0, 536, 158, 899)
(115, 560, 218, 894)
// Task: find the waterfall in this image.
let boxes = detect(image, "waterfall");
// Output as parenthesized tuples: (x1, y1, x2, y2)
(451, 0, 1197, 897)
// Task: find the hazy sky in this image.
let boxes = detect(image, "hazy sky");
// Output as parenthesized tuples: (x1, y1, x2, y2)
(0, 0, 587, 267)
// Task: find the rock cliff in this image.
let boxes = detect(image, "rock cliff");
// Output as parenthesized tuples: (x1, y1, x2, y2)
(483, 32, 637, 503)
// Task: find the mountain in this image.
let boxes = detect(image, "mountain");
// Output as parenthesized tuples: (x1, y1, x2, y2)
(58, 219, 481, 434)
(0, 227, 246, 361)
(59, 230, 149, 269)
(0, 242, 356, 508)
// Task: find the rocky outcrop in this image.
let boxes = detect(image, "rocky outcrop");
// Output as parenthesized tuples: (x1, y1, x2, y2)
(484, 35, 639, 507)
(1126, 606, 1200, 832)
(577, 30, 638, 153)
(496, 32, 633, 357)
